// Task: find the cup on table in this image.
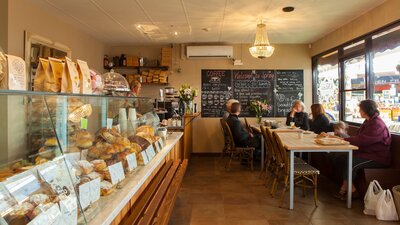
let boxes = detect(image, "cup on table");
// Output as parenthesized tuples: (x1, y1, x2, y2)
(298, 131, 304, 139)
(290, 122, 295, 128)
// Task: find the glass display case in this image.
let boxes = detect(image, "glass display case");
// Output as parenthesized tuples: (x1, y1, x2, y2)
(0, 90, 163, 225)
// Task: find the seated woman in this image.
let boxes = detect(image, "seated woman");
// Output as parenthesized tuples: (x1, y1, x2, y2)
(309, 104, 333, 134)
(333, 100, 391, 200)
(286, 100, 310, 130)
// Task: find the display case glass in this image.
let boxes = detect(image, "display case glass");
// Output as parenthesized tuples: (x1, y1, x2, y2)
(0, 90, 161, 225)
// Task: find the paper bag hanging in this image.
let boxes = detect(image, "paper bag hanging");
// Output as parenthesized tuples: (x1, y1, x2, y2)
(44, 57, 65, 92)
(62, 57, 80, 93)
(76, 59, 92, 94)
(0, 54, 27, 90)
(33, 58, 49, 91)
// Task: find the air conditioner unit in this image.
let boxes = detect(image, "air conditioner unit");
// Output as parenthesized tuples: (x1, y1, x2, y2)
(186, 45, 233, 59)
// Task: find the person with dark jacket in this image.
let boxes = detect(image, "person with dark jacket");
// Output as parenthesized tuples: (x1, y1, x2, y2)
(286, 100, 310, 130)
(333, 100, 391, 200)
(309, 103, 333, 134)
(226, 102, 260, 149)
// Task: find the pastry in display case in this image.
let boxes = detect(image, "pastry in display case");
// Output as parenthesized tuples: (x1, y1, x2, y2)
(0, 90, 162, 225)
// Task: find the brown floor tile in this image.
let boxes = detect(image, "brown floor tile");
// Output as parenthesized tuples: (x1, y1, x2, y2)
(224, 218, 271, 225)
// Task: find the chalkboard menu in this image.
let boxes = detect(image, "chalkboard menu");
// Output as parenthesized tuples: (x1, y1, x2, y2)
(201, 69, 304, 118)
(201, 70, 233, 118)
(233, 70, 274, 117)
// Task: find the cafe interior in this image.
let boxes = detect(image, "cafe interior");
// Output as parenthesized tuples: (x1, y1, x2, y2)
(0, 0, 400, 225)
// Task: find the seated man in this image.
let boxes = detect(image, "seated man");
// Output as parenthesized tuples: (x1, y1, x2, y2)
(226, 102, 261, 150)
(223, 99, 239, 120)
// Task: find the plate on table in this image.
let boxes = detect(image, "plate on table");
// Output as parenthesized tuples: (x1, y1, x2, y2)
(314, 138, 349, 145)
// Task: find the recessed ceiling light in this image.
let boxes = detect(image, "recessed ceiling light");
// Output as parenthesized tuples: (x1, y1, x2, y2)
(174, 31, 179, 36)
(282, 6, 295, 12)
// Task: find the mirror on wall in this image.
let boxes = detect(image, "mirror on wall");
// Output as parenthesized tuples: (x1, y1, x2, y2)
(24, 31, 71, 90)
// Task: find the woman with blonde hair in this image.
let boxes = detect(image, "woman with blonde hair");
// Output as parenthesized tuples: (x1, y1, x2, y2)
(286, 100, 309, 130)
(309, 103, 333, 134)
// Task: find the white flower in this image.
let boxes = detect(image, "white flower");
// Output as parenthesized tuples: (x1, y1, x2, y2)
(184, 89, 192, 95)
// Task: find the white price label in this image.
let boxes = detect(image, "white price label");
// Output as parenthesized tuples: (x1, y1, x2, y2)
(0, 183, 17, 215)
(45, 203, 62, 225)
(147, 145, 156, 159)
(4, 170, 41, 203)
(27, 210, 50, 225)
(106, 118, 113, 129)
(154, 142, 160, 153)
(108, 162, 125, 185)
(141, 151, 149, 165)
(89, 178, 101, 203)
(126, 154, 137, 171)
(59, 196, 78, 225)
(78, 182, 91, 209)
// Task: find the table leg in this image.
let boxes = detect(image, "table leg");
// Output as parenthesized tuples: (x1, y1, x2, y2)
(261, 135, 264, 171)
(289, 151, 295, 210)
(347, 150, 353, 208)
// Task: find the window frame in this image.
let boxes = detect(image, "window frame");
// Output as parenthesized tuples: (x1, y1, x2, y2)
(312, 19, 400, 127)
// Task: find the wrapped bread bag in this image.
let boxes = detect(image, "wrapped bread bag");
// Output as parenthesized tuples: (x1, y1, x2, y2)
(77, 59, 92, 94)
(44, 57, 65, 92)
(33, 58, 49, 91)
(0, 54, 27, 90)
(62, 57, 80, 93)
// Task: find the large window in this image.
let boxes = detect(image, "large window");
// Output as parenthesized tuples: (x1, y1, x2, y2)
(313, 21, 400, 133)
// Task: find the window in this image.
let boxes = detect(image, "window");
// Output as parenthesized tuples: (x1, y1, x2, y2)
(371, 26, 400, 133)
(315, 51, 339, 120)
(312, 22, 400, 133)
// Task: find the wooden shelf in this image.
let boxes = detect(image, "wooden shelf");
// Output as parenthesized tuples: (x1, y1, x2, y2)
(108, 66, 169, 70)
(141, 83, 170, 86)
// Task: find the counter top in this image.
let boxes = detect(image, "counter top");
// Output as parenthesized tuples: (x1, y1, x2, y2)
(87, 132, 184, 225)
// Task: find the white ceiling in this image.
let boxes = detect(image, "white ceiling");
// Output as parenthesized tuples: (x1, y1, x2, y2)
(32, 0, 387, 45)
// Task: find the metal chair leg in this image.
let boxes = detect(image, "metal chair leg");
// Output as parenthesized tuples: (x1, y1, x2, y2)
(313, 175, 318, 207)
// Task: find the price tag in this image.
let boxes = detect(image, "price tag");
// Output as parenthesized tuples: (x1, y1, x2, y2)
(4, 170, 41, 203)
(59, 196, 78, 225)
(45, 203, 62, 225)
(0, 183, 17, 215)
(80, 118, 88, 130)
(89, 178, 100, 203)
(78, 182, 91, 209)
(159, 139, 165, 149)
(126, 153, 137, 171)
(154, 142, 161, 153)
(37, 159, 76, 195)
(145, 149, 152, 161)
(106, 118, 113, 129)
(147, 145, 156, 159)
(141, 151, 149, 165)
(108, 162, 125, 185)
(65, 153, 80, 167)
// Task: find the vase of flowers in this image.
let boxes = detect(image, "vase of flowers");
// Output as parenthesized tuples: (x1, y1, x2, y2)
(250, 100, 270, 123)
(178, 84, 198, 114)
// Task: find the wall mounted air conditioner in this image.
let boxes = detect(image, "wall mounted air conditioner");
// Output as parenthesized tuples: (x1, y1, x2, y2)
(186, 45, 233, 59)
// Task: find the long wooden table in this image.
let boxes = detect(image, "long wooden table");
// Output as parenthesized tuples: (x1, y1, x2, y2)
(250, 125, 303, 171)
(275, 132, 358, 210)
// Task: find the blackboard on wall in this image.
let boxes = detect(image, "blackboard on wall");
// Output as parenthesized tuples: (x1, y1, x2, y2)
(233, 70, 274, 117)
(201, 70, 233, 118)
(201, 69, 304, 118)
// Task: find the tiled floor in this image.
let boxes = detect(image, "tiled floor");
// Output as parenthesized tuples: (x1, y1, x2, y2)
(169, 155, 398, 225)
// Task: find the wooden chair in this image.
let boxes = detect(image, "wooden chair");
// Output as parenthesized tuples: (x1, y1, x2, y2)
(219, 119, 231, 159)
(259, 126, 276, 182)
(244, 118, 252, 132)
(221, 119, 254, 171)
(272, 132, 319, 207)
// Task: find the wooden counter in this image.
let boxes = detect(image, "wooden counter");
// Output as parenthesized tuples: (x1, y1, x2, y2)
(87, 132, 183, 225)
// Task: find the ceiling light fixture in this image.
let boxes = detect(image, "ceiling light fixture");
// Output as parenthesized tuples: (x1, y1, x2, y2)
(282, 6, 295, 12)
(249, 22, 274, 59)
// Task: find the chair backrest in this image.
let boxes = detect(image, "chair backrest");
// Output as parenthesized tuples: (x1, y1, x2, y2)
(260, 126, 274, 161)
(272, 131, 289, 173)
(244, 118, 252, 132)
(221, 119, 236, 150)
(220, 118, 230, 146)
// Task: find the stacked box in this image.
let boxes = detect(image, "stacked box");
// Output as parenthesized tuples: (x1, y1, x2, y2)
(126, 56, 139, 67)
(161, 48, 172, 67)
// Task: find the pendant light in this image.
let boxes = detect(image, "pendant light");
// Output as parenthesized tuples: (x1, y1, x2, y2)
(249, 22, 274, 58)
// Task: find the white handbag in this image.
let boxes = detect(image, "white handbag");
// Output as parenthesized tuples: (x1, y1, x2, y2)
(364, 180, 383, 215)
(376, 190, 399, 221)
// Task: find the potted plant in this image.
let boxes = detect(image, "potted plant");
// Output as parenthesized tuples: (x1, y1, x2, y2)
(250, 100, 271, 123)
(178, 84, 198, 114)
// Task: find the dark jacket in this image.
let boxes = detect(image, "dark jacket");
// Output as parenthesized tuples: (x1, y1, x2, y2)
(309, 114, 333, 134)
(226, 114, 250, 147)
(344, 113, 391, 166)
(286, 112, 310, 130)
